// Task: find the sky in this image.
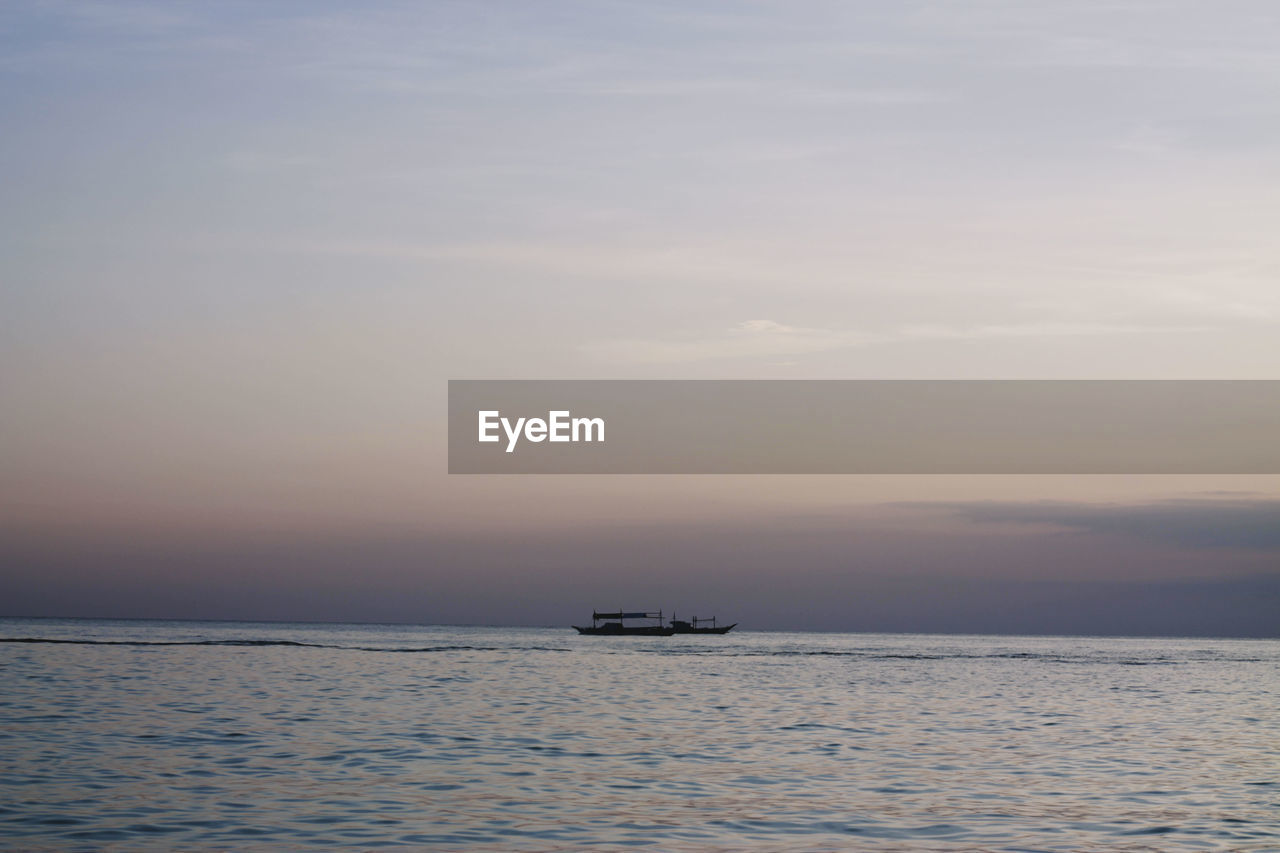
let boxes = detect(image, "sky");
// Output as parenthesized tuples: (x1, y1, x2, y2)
(1, 1, 1278, 634)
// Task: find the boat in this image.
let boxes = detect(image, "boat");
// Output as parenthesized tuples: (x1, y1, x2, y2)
(669, 615, 737, 634)
(573, 610, 675, 636)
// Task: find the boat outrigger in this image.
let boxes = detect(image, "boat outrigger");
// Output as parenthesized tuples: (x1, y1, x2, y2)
(573, 610, 675, 636)
(669, 615, 737, 635)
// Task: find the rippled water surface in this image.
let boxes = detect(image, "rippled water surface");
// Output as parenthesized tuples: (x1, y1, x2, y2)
(1, 619, 1276, 851)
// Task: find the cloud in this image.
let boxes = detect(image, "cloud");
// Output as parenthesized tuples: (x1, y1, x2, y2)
(907, 497, 1280, 551)
(583, 318, 1212, 365)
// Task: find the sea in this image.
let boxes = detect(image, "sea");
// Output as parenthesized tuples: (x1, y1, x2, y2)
(1, 619, 1276, 851)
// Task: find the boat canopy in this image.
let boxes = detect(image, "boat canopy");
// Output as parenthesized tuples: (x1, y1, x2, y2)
(594, 611, 658, 620)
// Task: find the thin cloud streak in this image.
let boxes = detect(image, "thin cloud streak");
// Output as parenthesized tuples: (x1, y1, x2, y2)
(584, 319, 1214, 365)
(905, 497, 1280, 551)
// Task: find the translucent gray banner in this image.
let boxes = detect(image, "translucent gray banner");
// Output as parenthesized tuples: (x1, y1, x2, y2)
(448, 380, 1280, 474)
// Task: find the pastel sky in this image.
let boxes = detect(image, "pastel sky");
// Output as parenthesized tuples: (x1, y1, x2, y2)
(2, 1, 1278, 633)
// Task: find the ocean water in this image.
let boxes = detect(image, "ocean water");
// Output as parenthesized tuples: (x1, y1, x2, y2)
(1, 620, 1276, 851)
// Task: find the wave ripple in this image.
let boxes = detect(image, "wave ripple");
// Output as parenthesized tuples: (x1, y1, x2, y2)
(1, 619, 1277, 851)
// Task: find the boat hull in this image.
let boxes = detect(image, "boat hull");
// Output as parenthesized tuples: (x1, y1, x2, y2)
(574, 624, 676, 636)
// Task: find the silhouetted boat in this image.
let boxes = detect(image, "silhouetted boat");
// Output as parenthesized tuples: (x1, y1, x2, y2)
(669, 615, 737, 634)
(574, 610, 675, 636)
